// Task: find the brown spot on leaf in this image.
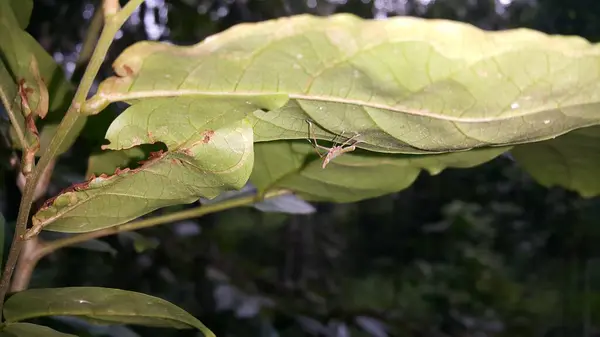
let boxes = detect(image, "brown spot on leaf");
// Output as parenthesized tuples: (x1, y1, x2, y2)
(25, 114, 39, 137)
(181, 148, 193, 156)
(138, 150, 165, 166)
(202, 129, 215, 143)
(18, 79, 34, 113)
(122, 64, 134, 76)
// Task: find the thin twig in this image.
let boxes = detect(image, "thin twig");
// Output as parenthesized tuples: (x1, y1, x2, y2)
(18, 189, 290, 290)
(0, 0, 146, 315)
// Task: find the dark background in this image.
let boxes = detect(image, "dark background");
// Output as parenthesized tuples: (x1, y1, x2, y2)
(5, 0, 600, 336)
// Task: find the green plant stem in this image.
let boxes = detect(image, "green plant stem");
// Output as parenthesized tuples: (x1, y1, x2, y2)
(0, 0, 146, 315)
(24, 189, 290, 285)
(75, 5, 104, 73)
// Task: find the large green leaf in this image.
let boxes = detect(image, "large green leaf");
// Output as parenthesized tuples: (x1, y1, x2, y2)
(511, 126, 600, 197)
(251, 141, 508, 202)
(1, 323, 76, 337)
(0, 0, 83, 156)
(3, 287, 215, 336)
(84, 14, 600, 154)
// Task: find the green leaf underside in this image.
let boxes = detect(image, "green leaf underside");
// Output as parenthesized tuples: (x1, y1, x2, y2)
(251, 141, 509, 202)
(34, 112, 255, 233)
(3, 287, 215, 336)
(512, 126, 600, 197)
(85, 14, 600, 154)
(0, 1, 81, 156)
(1, 323, 76, 337)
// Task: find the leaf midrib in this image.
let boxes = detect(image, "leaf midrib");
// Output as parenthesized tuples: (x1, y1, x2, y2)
(90, 89, 590, 123)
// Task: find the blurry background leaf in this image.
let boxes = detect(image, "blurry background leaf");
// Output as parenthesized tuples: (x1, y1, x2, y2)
(254, 194, 316, 214)
(118, 232, 159, 253)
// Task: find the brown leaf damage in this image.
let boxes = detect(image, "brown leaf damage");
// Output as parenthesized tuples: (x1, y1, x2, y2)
(202, 129, 215, 143)
(40, 150, 168, 210)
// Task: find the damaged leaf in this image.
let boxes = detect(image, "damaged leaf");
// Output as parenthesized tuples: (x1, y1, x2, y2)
(31, 99, 266, 234)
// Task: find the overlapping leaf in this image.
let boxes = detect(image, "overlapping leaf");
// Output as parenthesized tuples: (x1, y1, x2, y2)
(512, 126, 600, 197)
(84, 14, 600, 154)
(33, 98, 278, 233)
(3, 287, 214, 336)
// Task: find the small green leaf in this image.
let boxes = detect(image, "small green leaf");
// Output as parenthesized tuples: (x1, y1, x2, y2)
(512, 125, 600, 197)
(4, 287, 215, 336)
(1, 323, 77, 337)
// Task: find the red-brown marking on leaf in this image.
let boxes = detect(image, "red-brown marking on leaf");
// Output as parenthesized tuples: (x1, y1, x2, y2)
(202, 129, 215, 143)
(138, 150, 165, 166)
(114, 167, 131, 175)
(18, 79, 34, 113)
(25, 114, 39, 137)
(42, 150, 170, 209)
(180, 148, 193, 156)
(41, 176, 96, 208)
(122, 64, 134, 76)
(147, 131, 155, 143)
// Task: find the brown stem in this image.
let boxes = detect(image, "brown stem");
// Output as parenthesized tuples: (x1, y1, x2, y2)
(10, 237, 43, 292)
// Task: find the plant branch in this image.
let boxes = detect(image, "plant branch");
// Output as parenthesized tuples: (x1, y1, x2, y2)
(16, 189, 290, 291)
(0, 0, 145, 315)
